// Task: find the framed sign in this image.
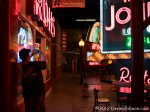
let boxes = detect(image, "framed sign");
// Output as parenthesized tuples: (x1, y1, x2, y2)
(100, 0, 150, 53)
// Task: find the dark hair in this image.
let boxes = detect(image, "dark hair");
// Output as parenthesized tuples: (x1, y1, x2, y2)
(19, 48, 31, 60)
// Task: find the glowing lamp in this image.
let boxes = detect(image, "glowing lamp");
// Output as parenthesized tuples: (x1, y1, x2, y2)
(108, 60, 112, 64)
(79, 39, 85, 47)
(79, 39, 85, 84)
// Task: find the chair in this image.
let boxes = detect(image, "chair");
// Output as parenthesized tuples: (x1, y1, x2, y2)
(93, 88, 110, 112)
(116, 92, 128, 107)
(113, 86, 128, 108)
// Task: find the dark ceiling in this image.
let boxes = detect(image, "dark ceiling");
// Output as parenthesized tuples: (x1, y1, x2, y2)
(51, 0, 100, 29)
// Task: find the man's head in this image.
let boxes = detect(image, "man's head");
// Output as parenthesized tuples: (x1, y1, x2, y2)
(19, 48, 31, 61)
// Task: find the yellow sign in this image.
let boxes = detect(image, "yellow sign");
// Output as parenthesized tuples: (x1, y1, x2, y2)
(52, 0, 85, 8)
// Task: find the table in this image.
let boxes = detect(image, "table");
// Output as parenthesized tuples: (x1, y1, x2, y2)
(112, 87, 147, 108)
(112, 87, 131, 108)
(113, 81, 150, 88)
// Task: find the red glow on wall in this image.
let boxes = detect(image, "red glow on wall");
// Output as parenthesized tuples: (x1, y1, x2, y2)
(10, 0, 20, 15)
(34, 0, 55, 37)
(15, 0, 20, 15)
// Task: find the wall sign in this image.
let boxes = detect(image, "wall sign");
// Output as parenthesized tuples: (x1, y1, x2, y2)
(62, 32, 67, 51)
(34, 0, 55, 37)
(86, 43, 100, 65)
(52, 0, 85, 8)
(119, 67, 150, 84)
(100, 0, 150, 53)
(17, 23, 33, 62)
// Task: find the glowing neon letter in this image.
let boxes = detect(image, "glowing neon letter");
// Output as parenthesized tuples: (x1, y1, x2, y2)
(105, 5, 115, 31)
(116, 7, 131, 25)
(143, 3, 146, 21)
(147, 2, 150, 17)
(119, 67, 131, 82)
(147, 37, 150, 44)
(33, 0, 55, 37)
(123, 0, 130, 3)
(122, 28, 131, 35)
(126, 36, 131, 47)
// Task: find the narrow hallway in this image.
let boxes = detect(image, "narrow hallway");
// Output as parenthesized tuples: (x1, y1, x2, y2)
(46, 73, 82, 112)
(46, 72, 116, 112)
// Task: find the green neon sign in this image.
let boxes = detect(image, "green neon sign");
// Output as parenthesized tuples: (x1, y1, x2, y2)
(125, 36, 150, 48)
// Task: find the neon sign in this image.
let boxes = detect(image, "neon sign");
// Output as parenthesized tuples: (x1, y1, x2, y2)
(119, 67, 150, 84)
(125, 36, 150, 47)
(87, 42, 100, 65)
(34, 0, 55, 37)
(105, 2, 150, 31)
(91, 43, 100, 50)
(105, 6, 131, 31)
(18, 27, 33, 48)
(18, 28, 26, 46)
(100, 0, 150, 53)
(123, 0, 130, 3)
(17, 25, 33, 63)
(89, 62, 100, 65)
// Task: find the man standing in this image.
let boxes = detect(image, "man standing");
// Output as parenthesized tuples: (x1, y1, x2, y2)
(19, 48, 46, 112)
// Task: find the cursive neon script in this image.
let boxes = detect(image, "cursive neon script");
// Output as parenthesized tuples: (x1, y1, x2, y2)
(119, 67, 150, 84)
(34, 0, 55, 37)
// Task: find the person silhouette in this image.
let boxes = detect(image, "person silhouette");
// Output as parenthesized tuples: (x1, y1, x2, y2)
(18, 48, 46, 112)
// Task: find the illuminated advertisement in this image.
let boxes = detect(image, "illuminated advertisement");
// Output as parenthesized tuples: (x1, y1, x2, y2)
(107, 59, 150, 83)
(17, 23, 33, 62)
(100, 0, 150, 53)
(86, 22, 101, 65)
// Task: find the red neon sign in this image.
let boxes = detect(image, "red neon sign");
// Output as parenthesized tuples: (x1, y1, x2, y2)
(123, 0, 130, 3)
(91, 43, 100, 50)
(105, 2, 150, 31)
(88, 62, 100, 65)
(34, 0, 55, 37)
(119, 67, 150, 84)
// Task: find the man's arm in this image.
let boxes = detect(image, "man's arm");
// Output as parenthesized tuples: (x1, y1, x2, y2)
(30, 50, 46, 61)
(39, 51, 46, 61)
(30, 50, 46, 69)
